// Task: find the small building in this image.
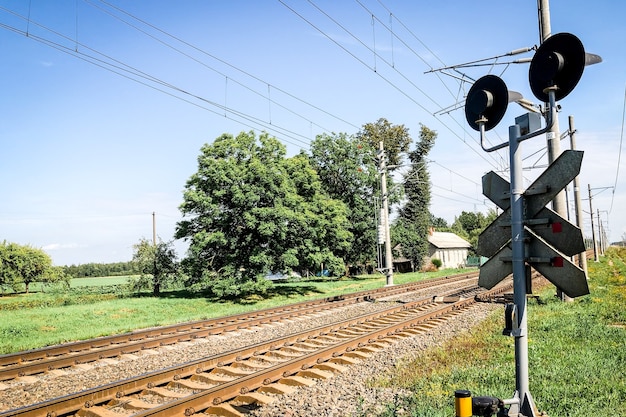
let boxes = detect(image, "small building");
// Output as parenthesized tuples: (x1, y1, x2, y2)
(428, 230, 472, 269)
(392, 230, 472, 272)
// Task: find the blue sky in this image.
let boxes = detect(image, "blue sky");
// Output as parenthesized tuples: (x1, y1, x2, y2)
(1, 1, 624, 266)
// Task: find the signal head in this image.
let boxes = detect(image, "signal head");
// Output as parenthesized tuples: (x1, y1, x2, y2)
(465, 75, 509, 131)
(529, 32, 586, 102)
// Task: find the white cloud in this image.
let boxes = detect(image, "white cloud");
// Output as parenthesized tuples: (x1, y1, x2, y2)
(42, 243, 81, 251)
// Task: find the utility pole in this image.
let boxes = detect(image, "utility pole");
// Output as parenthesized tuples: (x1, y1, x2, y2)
(378, 141, 394, 286)
(588, 184, 599, 262)
(597, 209, 605, 255)
(152, 212, 157, 246)
(567, 116, 588, 276)
(538, 0, 570, 301)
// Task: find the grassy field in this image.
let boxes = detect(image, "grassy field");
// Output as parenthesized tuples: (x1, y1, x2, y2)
(372, 247, 626, 417)
(69, 276, 135, 287)
(0, 268, 466, 354)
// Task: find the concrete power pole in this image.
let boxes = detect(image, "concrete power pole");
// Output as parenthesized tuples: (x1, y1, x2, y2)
(588, 184, 599, 262)
(597, 209, 605, 255)
(538, 0, 570, 300)
(567, 116, 588, 276)
(152, 211, 157, 246)
(378, 141, 394, 286)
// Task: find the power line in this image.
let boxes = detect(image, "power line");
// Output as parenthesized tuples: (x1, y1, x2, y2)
(356, 0, 457, 100)
(610, 82, 626, 213)
(278, 0, 505, 171)
(92, 0, 360, 132)
(0, 6, 313, 149)
(5, 2, 506, 216)
(305, 0, 442, 110)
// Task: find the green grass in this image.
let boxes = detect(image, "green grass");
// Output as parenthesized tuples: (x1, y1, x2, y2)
(0, 268, 468, 354)
(371, 247, 626, 417)
(69, 276, 136, 287)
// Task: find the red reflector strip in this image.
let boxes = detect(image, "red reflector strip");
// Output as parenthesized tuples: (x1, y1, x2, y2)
(552, 257, 564, 267)
(552, 222, 563, 233)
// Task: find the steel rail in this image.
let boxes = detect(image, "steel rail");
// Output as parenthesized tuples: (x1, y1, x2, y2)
(2, 283, 485, 417)
(0, 273, 478, 382)
(116, 296, 481, 417)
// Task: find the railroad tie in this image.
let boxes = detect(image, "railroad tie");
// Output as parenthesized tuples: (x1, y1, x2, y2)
(192, 372, 235, 385)
(328, 355, 360, 365)
(203, 403, 246, 417)
(232, 391, 276, 406)
(75, 405, 121, 417)
(257, 381, 298, 395)
(312, 361, 347, 373)
(142, 386, 189, 398)
(296, 368, 334, 380)
(278, 375, 317, 387)
(108, 397, 156, 411)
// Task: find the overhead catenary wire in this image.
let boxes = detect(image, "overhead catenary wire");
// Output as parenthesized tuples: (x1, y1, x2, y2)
(609, 82, 626, 213)
(84, 0, 345, 140)
(279, 0, 506, 172)
(93, 0, 360, 132)
(0, 6, 313, 149)
(105, 1, 509, 176)
(6, 2, 506, 217)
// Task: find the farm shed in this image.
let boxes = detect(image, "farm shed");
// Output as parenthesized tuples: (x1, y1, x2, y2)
(428, 231, 472, 269)
(392, 230, 472, 272)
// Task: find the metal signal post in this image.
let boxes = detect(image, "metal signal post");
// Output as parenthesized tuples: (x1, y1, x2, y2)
(461, 30, 599, 417)
(478, 90, 558, 417)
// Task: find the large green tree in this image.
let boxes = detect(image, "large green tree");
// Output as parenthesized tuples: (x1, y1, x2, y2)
(308, 132, 379, 268)
(450, 209, 498, 254)
(356, 118, 412, 169)
(392, 124, 437, 271)
(131, 238, 180, 296)
(175, 131, 351, 296)
(0, 241, 63, 293)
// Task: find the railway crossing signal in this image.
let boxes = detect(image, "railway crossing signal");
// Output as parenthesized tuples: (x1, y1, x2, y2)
(478, 150, 588, 297)
(477, 150, 589, 298)
(461, 31, 599, 417)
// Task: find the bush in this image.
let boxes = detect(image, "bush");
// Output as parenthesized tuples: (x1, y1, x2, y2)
(431, 258, 442, 269)
(185, 270, 272, 299)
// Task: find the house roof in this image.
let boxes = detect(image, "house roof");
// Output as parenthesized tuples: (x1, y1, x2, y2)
(428, 232, 471, 249)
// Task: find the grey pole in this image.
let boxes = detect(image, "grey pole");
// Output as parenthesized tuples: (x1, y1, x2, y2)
(509, 124, 536, 416)
(588, 184, 599, 262)
(568, 116, 588, 276)
(379, 141, 394, 286)
(538, 0, 569, 301)
(597, 209, 604, 255)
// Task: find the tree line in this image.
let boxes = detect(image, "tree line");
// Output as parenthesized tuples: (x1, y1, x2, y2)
(0, 241, 143, 293)
(140, 119, 444, 298)
(0, 241, 68, 293)
(62, 262, 139, 278)
(3, 118, 497, 299)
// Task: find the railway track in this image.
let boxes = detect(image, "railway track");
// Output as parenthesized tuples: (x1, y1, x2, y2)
(2, 280, 513, 417)
(0, 273, 478, 383)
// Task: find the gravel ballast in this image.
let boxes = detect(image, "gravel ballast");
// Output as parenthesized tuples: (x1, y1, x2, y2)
(0, 284, 499, 415)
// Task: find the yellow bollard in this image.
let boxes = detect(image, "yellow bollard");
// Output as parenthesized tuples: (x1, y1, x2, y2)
(454, 390, 472, 417)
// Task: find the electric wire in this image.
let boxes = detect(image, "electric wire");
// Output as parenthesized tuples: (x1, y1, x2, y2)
(94, 0, 360, 132)
(427, 159, 481, 187)
(5, 2, 504, 218)
(98, 0, 508, 196)
(85, 0, 348, 139)
(609, 82, 626, 213)
(355, 0, 457, 100)
(279, 0, 505, 171)
(0, 7, 312, 149)
(306, 0, 441, 110)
